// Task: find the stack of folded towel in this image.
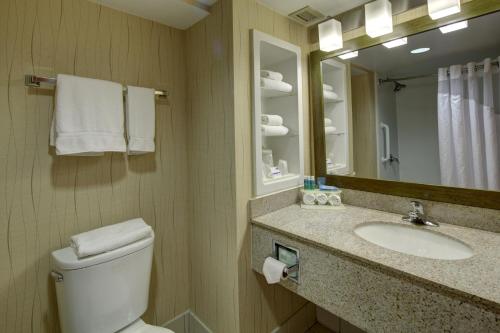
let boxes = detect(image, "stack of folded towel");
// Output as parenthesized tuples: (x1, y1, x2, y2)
(70, 218, 154, 258)
(261, 114, 288, 136)
(260, 70, 293, 93)
(323, 83, 339, 101)
(50, 74, 156, 156)
(324, 118, 337, 135)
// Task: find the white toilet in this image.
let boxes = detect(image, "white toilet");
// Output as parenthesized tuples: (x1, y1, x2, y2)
(51, 233, 173, 333)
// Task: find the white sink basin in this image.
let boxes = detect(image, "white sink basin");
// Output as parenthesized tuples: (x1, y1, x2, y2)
(354, 222, 473, 260)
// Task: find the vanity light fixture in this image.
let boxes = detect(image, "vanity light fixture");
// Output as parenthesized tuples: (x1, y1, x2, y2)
(365, 0, 393, 38)
(427, 0, 461, 20)
(411, 47, 430, 54)
(338, 51, 358, 60)
(383, 37, 407, 48)
(318, 18, 343, 52)
(439, 20, 468, 33)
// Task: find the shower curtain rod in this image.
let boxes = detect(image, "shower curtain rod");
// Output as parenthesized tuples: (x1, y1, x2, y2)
(380, 60, 500, 84)
(24, 75, 169, 97)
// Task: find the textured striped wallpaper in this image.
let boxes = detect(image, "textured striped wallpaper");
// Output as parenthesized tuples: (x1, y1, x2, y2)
(0, 1, 190, 332)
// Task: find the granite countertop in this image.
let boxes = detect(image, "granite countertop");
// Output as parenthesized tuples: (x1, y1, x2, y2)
(251, 204, 500, 312)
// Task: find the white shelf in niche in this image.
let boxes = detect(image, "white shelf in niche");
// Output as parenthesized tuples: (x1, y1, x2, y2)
(322, 57, 352, 176)
(252, 29, 304, 196)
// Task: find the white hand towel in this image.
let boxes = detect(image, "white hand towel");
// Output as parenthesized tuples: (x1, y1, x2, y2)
(260, 70, 283, 81)
(261, 114, 283, 126)
(324, 118, 333, 126)
(70, 218, 153, 258)
(50, 74, 126, 155)
(323, 83, 334, 91)
(261, 125, 289, 136)
(260, 77, 293, 93)
(325, 126, 338, 135)
(126, 86, 156, 154)
(324, 90, 339, 101)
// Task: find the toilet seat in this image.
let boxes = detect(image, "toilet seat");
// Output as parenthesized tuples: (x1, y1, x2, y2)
(117, 319, 174, 333)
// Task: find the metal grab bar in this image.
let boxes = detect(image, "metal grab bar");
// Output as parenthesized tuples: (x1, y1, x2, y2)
(381, 122, 391, 163)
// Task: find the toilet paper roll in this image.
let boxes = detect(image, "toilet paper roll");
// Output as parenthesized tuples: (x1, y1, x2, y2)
(316, 192, 328, 205)
(328, 194, 342, 206)
(302, 192, 316, 205)
(262, 257, 287, 284)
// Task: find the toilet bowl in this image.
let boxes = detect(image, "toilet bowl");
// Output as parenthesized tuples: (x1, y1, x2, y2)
(51, 233, 172, 333)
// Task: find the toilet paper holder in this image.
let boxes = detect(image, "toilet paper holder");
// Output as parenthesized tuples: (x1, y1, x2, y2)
(272, 240, 300, 283)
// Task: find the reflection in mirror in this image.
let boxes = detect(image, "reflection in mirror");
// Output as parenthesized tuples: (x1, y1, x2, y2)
(322, 10, 500, 191)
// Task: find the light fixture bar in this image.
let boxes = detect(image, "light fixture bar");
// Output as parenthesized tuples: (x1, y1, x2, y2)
(383, 37, 407, 48)
(439, 20, 468, 33)
(338, 51, 358, 60)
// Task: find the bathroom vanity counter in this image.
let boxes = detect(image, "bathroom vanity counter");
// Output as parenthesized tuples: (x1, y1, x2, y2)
(251, 204, 500, 314)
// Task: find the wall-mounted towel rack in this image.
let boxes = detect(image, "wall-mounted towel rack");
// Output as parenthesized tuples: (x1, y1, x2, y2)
(24, 75, 168, 97)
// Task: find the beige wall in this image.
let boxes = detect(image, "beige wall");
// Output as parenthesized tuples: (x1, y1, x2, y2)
(186, 1, 240, 332)
(1, 0, 315, 332)
(232, 1, 312, 332)
(185, 1, 314, 331)
(0, 0, 190, 332)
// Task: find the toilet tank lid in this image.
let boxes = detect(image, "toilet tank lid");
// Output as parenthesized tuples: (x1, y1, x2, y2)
(52, 235, 154, 271)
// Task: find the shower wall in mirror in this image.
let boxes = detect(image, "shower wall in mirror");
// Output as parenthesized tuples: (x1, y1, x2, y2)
(321, 10, 500, 192)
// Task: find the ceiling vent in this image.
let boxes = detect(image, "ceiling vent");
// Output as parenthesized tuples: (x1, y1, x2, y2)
(288, 6, 326, 27)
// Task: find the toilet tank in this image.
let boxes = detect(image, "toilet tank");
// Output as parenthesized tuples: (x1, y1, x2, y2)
(51, 235, 154, 333)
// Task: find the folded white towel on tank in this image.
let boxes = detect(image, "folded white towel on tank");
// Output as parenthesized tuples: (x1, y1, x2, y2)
(260, 77, 293, 93)
(261, 125, 289, 136)
(324, 118, 333, 126)
(261, 114, 283, 126)
(260, 70, 283, 81)
(70, 218, 153, 258)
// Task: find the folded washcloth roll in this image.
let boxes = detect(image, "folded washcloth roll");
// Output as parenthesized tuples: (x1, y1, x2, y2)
(324, 118, 333, 126)
(323, 90, 339, 101)
(261, 114, 283, 126)
(323, 84, 334, 91)
(260, 70, 283, 81)
(261, 77, 293, 93)
(325, 126, 338, 135)
(70, 218, 153, 258)
(126, 86, 156, 155)
(261, 125, 289, 136)
(50, 74, 126, 155)
(328, 194, 342, 206)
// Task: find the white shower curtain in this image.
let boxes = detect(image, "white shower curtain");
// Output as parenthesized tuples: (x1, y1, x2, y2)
(437, 57, 500, 190)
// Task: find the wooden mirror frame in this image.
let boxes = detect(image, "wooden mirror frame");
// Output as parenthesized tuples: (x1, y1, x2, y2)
(310, 0, 500, 209)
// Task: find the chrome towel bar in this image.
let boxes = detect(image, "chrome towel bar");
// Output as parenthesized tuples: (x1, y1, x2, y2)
(24, 74, 168, 98)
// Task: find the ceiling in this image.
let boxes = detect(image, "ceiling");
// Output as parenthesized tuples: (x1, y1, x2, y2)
(350, 10, 500, 77)
(88, 0, 217, 30)
(257, 0, 370, 18)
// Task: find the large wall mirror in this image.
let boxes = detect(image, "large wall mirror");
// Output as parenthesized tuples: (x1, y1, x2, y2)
(310, 3, 500, 209)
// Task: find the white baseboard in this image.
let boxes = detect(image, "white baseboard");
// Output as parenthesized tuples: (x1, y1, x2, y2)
(162, 310, 213, 333)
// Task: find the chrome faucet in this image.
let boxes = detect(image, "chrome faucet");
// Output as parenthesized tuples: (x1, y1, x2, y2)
(402, 201, 439, 227)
